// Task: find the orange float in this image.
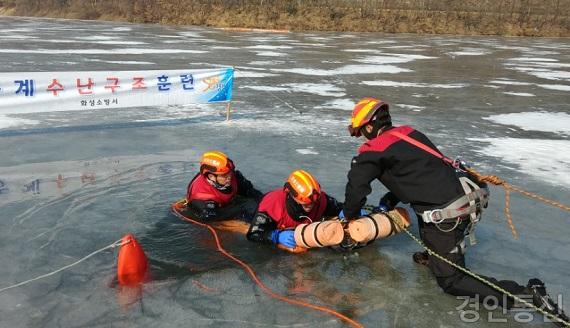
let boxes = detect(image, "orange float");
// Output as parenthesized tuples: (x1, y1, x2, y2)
(117, 234, 148, 286)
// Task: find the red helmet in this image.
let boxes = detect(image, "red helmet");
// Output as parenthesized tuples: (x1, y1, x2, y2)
(348, 97, 389, 137)
(200, 151, 234, 175)
(284, 170, 321, 205)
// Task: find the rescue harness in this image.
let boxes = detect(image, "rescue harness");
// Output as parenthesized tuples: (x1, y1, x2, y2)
(384, 130, 489, 241)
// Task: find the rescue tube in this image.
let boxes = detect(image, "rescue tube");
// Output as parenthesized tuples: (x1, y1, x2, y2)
(117, 234, 148, 286)
(347, 207, 411, 243)
(294, 220, 345, 248)
(172, 200, 251, 234)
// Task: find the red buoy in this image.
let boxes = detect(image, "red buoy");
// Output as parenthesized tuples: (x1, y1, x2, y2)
(117, 234, 148, 286)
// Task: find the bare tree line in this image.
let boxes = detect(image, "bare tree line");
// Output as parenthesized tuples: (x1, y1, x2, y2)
(1, 0, 568, 36)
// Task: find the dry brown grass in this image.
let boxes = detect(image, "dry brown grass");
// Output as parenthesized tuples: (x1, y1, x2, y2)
(0, 0, 568, 36)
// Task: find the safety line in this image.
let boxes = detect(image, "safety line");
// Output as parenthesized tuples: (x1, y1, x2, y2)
(171, 201, 363, 328)
(389, 217, 570, 327)
(233, 67, 303, 114)
(466, 167, 570, 239)
(384, 130, 570, 239)
(0, 238, 127, 293)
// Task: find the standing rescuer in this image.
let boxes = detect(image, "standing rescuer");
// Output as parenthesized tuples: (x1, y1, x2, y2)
(246, 170, 342, 251)
(185, 150, 262, 221)
(342, 97, 568, 326)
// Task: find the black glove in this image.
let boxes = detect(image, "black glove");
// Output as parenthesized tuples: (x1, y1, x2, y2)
(379, 192, 399, 211)
(201, 201, 218, 219)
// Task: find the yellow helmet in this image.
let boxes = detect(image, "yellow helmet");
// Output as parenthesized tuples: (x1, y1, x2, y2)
(348, 97, 389, 137)
(200, 151, 233, 175)
(284, 170, 321, 205)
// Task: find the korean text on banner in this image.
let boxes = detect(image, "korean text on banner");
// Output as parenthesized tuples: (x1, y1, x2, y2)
(0, 67, 234, 114)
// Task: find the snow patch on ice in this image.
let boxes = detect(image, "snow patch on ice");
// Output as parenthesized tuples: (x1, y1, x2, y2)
(503, 92, 535, 97)
(343, 49, 379, 53)
(509, 57, 559, 62)
(362, 80, 466, 88)
(248, 61, 285, 66)
(355, 54, 435, 65)
(506, 65, 570, 82)
(239, 86, 289, 92)
(211, 46, 239, 50)
(316, 99, 355, 110)
(1, 35, 39, 39)
(176, 31, 203, 38)
(296, 148, 319, 155)
(283, 83, 345, 97)
(525, 69, 570, 81)
(0, 48, 208, 54)
(74, 35, 120, 41)
(84, 59, 155, 65)
(489, 80, 533, 86)
(484, 112, 570, 135)
(248, 45, 293, 50)
(447, 48, 491, 56)
(471, 138, 570, 187)
(90, 40, 147, 45)
(256, 51, 284, 57)
(273, 64, 411, 76)
(0, 115, 40, 129)
(235, 71, 278, 78)
(536, 84, 570, 91)
(365, 40, 397, 45)
(381, 45, 419, 49)
(396, 104, 426, 111)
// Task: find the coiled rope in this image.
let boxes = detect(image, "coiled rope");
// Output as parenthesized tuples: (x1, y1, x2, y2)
(0, 238, 127, 294)
(465, 167, 570, 239)
(171, 200, 363, 328)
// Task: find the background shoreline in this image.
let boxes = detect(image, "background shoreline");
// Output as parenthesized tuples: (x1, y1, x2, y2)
(0, 0, 569, 37)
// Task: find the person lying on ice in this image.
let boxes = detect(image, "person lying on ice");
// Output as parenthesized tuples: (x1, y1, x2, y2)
(246, 170, 343, 252)
(185, 150, 262, 221)
(342, 97, 569, 326)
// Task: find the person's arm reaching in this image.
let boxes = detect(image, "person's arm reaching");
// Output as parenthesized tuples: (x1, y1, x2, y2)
(343, 152, 384, 220)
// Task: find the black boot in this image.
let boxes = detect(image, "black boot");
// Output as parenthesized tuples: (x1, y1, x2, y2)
(526, 278, 569, 327)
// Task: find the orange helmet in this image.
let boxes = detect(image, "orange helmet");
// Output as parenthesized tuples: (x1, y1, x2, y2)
(284, 170, 321, 205)
(200, 151, 234, 175)
(348, 97, 389, 137)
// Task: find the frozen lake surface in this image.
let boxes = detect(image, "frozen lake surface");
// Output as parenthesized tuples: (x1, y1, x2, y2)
(0, 16, 569, 327)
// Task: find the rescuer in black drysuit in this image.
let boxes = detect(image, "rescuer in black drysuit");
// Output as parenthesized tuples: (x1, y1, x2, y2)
(342, 97, 568, 326)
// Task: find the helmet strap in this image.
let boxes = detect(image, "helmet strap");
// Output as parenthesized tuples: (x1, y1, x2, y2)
(362, 114, 392, 139)
(285, 193, 310, 221)
(361, 123, 380, 140)
(206, 174, 232, 192)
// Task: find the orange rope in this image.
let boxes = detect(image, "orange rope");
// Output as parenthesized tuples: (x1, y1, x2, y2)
(171, 203, 364, 328)
(466, 167, 570, 239)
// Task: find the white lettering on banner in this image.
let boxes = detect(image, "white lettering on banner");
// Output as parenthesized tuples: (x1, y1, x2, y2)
(0, 67, 234, 114)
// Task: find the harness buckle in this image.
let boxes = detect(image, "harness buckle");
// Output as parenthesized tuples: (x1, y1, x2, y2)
(422, 209, 445, 224)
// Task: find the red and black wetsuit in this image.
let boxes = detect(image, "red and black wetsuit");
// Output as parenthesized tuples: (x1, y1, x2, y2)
(186, 170, 262, 221)
(344, 125, 526, 308)
(246, 188, 342, 244)
(187, 172, 239, 207)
